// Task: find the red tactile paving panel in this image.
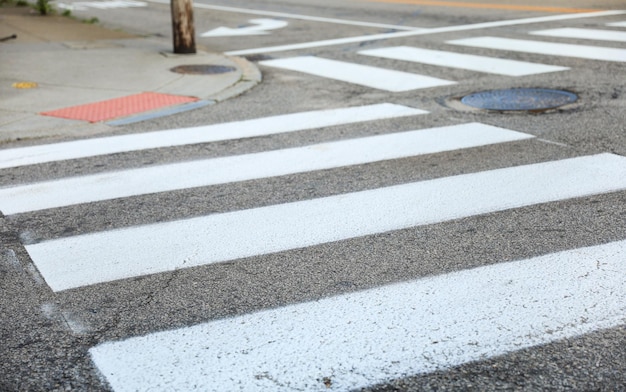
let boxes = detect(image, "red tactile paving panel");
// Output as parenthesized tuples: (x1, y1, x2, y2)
(41, 92, 199, 123)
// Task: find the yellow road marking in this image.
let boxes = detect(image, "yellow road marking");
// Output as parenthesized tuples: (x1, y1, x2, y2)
(364, 0, 600, 13)
(12, 82, 39, 89)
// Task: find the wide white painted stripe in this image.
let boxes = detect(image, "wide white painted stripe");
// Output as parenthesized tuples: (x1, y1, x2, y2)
(530, 27, 626, 43)
(260, 57, 455, 92)
(607, 21, 626, 27)
(0, 124, 532, 215)
(448, 36, 626, 62)
(27, 154, 626, 292)
(90, 240, 626, 392)
(359, 46, 568, 76)
(0, 103, 425, 170)
(226, 10, 626, 56)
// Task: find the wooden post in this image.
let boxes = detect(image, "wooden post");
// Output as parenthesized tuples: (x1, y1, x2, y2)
(170, 0, 196, 54)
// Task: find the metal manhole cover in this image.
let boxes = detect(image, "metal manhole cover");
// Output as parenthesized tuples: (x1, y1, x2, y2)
(244, 54, 274, 62)
(170, 65, 236, 75)
(461, 88, 578, 111)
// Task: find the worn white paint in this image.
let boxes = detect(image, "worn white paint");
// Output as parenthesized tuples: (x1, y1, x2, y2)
(90, 240, 626, 392)
(0, 103, 425, 169)
(530, 27, 626, 43)
(201, 19, 288, 37)
(448, 36, 626, 62)
(27, 154, 626, 292)
(226, 10, 626, 55)
(260, 56, 455, 91)
(0, 124, 532, 215)
(359, 46, 568, 76)
(147, 0, 423, 31)
(57, 0, 145, 10)
(607, 21, 626, 27)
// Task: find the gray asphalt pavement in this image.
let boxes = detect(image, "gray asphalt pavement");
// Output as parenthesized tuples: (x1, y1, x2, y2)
(1, 0, 625, 390)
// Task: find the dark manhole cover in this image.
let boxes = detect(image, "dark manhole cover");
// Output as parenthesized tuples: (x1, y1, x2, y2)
(461, 88, 578, 111)
(244, 54, 274, 62)
(170, 65, 236, 75)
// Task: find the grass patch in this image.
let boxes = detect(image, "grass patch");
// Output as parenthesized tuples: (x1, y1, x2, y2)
(35, 0, 52, 14)
(0, 0, 30, 6)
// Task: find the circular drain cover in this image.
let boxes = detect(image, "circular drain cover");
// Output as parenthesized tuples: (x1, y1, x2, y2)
(170, 65, 236, 75)
(461, 88, 578, 111)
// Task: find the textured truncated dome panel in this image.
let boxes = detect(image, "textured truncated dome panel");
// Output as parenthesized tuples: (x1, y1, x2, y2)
(41, 92, 198, 122)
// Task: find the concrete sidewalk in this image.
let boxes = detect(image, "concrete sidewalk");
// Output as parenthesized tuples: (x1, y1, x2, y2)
(0, 4, 261, 144)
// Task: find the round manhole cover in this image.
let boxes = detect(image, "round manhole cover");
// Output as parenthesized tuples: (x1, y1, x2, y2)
(170, 65, 236, 75)
(461, 88, 578, 111)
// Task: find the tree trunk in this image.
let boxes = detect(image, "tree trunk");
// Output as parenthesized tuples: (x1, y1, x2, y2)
(170, 0, 196, 54)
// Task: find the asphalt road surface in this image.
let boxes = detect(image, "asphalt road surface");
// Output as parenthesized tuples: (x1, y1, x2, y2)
(2, 0, 626, 390)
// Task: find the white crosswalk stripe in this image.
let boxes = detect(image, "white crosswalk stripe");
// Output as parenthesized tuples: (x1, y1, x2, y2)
(90, 239, 626, 392)
(607, 21, 626, 27)
(259, 19, 626, 92)
(0, 123, 531, 215)
(530, 27, 626, 43)
(25, 153, 626, 292)
(359, 46, 568, 76)
(0, 103, 423, 169)
(259, 56, 456, 91)
(448, 36, 626, 62)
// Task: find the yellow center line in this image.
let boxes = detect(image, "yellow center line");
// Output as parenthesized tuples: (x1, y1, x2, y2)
(364, 0, 601, 14)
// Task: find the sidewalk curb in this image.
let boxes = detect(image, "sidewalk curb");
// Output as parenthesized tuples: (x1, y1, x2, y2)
(209, 55, 263, 102)
(106, 54, 262, 126)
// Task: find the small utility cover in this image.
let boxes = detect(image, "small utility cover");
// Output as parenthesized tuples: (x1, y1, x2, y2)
(461, 88, 578, 111)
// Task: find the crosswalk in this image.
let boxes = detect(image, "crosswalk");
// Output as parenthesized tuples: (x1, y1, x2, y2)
(260, 18, 626, 91)
(4, 14, 626, 392)
(2, 99, 626, 390)
(25, 152, 626, 292)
